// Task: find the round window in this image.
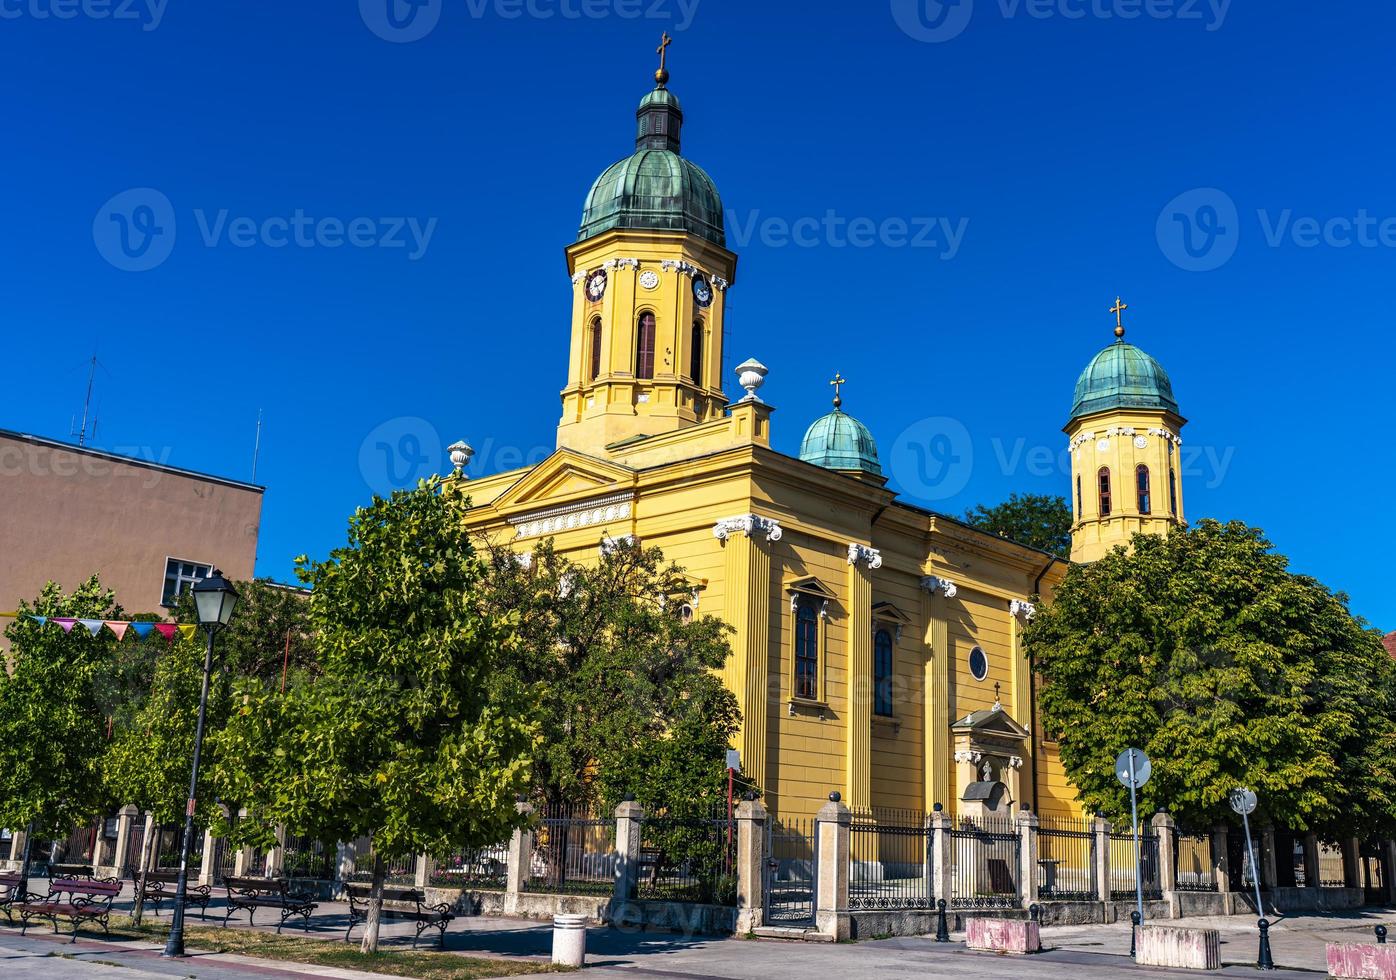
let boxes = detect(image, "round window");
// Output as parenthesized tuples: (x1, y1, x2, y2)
(969, 646, 989, 681)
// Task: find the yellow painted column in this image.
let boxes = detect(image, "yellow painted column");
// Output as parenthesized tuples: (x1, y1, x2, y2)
(845, 546, 877, 811)
(1008, 603, 1035, 808)
(922, 578, 952, 812)
(717, 516, 779, 793)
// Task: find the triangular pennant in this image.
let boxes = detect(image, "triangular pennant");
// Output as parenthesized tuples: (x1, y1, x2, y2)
(129, 622, 155, 640)
(177, 624, 197, 640)
(28, 615, 48, 626)
(78, 619, 104, 637)
(105, 621, 129, 641)
(154, 624, 178, 643)
(53, 618, 77, 634)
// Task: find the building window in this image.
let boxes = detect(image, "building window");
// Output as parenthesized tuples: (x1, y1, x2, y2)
(1098, 467, 1112, 518)
(794, 597, 820, 701)
(588, 316, 603, 381)
(1076, 474, 1082, 519)
(874, 629, 894, 716)
(1136, 464, 1152, 515)
(163, 558, 211, 607)
(636, 312, 656, 380)
(678, 602, 695, 625)
(690, 319, 704, 383)
(969, 645, 989, 682)
(1169, 467, 1178, 516)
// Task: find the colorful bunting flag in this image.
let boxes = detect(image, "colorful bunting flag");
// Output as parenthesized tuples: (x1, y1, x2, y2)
(78, 619, 104, 637)
(178, 624, 197, 640)
(129, 622, 155, 640)
(53, 618, 77, 634)
(105, 621, 128, 641)
(154, 624, 178, 642)
(7, 612, 203, 644)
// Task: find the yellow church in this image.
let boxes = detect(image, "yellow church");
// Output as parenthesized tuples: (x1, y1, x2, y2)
(458, 56, 1188, 824)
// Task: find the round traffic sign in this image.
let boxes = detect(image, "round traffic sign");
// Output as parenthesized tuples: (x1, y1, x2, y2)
(1229, 787, 1258, 816)
(1115, 748, 1152, 789)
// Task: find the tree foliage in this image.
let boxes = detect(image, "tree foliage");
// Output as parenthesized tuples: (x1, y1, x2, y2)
(479, 538, 743, 819)
(1028, 520, 1396, 839)
(965, 493, 1073, 558)
(209, 479, 538, 951)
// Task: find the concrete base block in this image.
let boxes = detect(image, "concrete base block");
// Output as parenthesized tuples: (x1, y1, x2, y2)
(1135, 925, 1221, 971)
(966, 917, 1041, 955)
(1327, 943, 1396, 979)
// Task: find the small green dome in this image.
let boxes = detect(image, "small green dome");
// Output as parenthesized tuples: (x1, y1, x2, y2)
(1070, 339, 1179, 421)
(578, 85, 725, 247)
(800, 408, 883, 477)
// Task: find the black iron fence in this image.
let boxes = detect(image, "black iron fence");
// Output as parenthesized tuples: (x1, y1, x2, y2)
(430, 842, 509, 890)
(1316, 843, 1346, 888)
(637, 807, 735, 905)
(210, 836, 238, 884)
(524, 805, 615, 896)
(1108, 828, 1162, 900)
(765, 816, 817, 924)
(949, 816, 1020, 909)
(1036, 816, 1096, 900)
(351, 848, 415, 884)
(281, 833, 336, 881)
(1174, 831, 1218, 892)
(849, 807, 932, 910)
(152, 824, 204, 871)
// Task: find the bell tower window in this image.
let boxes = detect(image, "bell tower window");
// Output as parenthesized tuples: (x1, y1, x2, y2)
(636, 312, 656, 380)
(690, 319, 704, 383)
(1076, 475, 1083, 520)
(1170, 467, 1178, 516)
(1098, 467, 1112, 517)
(1136, 465, 1152, 515)
(588, 316, 603, 381)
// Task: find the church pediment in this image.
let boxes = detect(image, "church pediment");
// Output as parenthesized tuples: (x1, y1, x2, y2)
(951, 706, 1031, 741)
(490, 449, 636, 514)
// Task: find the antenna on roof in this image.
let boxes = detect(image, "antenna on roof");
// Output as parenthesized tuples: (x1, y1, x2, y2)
(72, 355, 98, 447)
(251, 409, 264, 483)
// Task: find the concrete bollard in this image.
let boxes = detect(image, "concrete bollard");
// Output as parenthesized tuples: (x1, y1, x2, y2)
(552, 914, 588, 968)
(1328, 943, 1396, 979)
(1135, 925, 1222, 971)
(965, 917, 1041, 955)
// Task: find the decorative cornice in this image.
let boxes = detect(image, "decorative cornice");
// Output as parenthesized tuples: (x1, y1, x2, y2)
(921, 576, 958, 598)
(1010, 600, 1037, 621)
(1148, 426, 1183, 446)
(602, 257, 640, 271)
(661, 259, 700, 277)
(571, 270, 588, 286)
(953, 750, 982, 765)
(713, 514, 783, 543)
(511, 492, 635, 540)
(847, 543, 883, 570)
(1007, 755, 1025, 770)
(712, 276, 730, 292)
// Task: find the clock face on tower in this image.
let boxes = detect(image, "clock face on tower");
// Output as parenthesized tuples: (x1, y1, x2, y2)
(585, 270, 607, 302)
(692, 276, 713, 308)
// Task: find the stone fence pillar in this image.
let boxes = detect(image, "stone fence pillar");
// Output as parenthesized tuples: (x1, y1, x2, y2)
(8, 826, 28, 872)
(264, 824, 285, 877)
(1385, 841, 1396, 904)
(930, 804, 952, 906)
(1152, 811, 1180, 919)
(1211, 824, 1236, 914)
(1018, 807, 1039, 907)
(1342, 839, 1362, 890)
(613, 798, 644, 905)
(814, 792, 851, 941)
(1259, 825, 1278, 892)
(415, 854, 434, 889)
(1093, 815, 1113, 919)
(1301, 833, 1320, 888)
(335, 840, 358, 889)
(502, 801, 534, 917)
(111, 806, 138, 877)
(734, 798, 767, 934)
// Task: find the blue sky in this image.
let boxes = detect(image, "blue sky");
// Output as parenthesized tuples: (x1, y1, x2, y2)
(2, 1, 1392, 629)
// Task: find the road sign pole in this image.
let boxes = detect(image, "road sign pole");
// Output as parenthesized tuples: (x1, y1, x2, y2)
(1241, 809, 1264, 919)
(1129, 752, 1144, 932)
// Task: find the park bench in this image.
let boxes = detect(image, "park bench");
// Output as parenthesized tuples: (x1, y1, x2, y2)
(0, 871, 28, 923)
(141, 869, 212, 919)
(13, 877, 121, 943)
(223, 876, 318, 933)
(344, 881, 454, 949)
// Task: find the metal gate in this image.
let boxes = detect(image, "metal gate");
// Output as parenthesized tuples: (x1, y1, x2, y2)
(122, 823, 147, 879)
(765, 817, 817, 925)
(948, 817, 1021, 909)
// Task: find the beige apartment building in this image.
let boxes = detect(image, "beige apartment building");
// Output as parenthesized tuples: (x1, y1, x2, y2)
(0, 428, 262, 620)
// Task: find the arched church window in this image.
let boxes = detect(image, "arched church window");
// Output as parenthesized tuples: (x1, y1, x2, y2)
(795, 598, 819, 701)
(589, 316, 603, 381)
(1136, 464, 1152, 515)
(1076, 475, 1083, 520)
(874, 629, 894, 717)
(1098, 467, 1112, 517)
(1169, 467, 1178, 516)
(636, 312, 656, 380)
(690, 319, 704, 383)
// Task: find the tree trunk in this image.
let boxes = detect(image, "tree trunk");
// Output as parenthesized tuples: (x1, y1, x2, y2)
(16, 822, 34, 899)
(130, 822, 157, 926)
(359, 850, 386, 954)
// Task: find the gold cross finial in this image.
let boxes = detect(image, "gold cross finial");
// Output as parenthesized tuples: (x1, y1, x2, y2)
(830, 372, 846, 409)
(655, 32, 673, 87)
(1111, 296, 1128, 339)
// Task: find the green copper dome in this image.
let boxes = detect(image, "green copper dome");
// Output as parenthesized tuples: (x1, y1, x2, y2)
(800, 408, 883, 477)
(578, 85, 725, 247)
(1070, 338, 1179, 421)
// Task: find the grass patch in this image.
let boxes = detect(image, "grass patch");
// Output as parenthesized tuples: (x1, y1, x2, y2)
(95, 916, 557, 979)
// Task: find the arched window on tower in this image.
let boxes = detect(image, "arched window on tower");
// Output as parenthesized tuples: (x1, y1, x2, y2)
(588, 316, 603, 381)
(635, 312, 656, 380)
(1136, 464, 1152, 515)
(1170, 467, 1178, 516)
(690, 319, 704, 383)
(873, 629, 894, 717)
(1098, 467, 1112, 517)
(1076, 475, 1083, 520)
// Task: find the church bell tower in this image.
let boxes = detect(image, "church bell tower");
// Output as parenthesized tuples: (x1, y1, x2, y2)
(557, 37, 738, 455)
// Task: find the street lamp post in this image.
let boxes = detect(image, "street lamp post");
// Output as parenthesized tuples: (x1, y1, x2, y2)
(162, 570, 238, 959)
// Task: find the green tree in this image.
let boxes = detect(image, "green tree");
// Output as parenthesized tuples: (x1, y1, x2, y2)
(1027, 520, 1396, 839)
(0, 577, 124, 892)
(209, 479, 538, 952)
(171, 578, 315, 687)
(964, 493, 1073, 558)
